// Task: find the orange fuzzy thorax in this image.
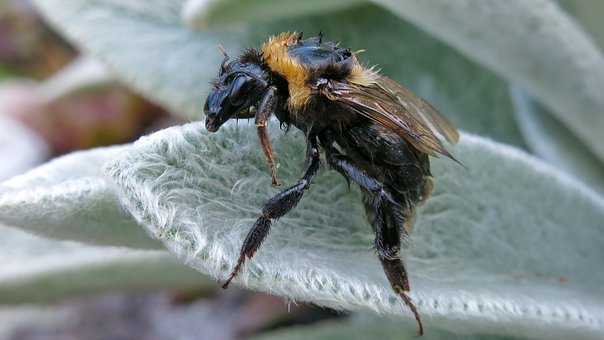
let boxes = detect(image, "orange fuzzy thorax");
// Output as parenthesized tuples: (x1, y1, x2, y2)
(261, 32, 379, 110)
(261, 32, 310, 109)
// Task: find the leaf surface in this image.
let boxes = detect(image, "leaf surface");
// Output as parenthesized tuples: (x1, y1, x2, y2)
(108, 122, 604, 339)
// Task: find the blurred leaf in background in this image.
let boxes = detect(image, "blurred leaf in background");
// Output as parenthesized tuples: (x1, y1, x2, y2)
(561, 0, 604, 50)
(1, 0, 604, 339)
(0, 0, 179, 160)
(0, 0, 75, 79)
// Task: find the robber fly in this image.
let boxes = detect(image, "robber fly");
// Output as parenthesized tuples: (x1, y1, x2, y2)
(203, 32, 459, 336)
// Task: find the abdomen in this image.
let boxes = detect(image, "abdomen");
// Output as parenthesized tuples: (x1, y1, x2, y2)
(336, 123, 432, 211)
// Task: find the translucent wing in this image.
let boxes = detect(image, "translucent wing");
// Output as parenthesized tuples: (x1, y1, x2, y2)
(325, 75, 459, 158)
(377, 76, 459, 145)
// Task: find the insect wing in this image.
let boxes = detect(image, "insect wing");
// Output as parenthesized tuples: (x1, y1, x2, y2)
(326, 76, 458, 158)
(377, 76, 459, 144)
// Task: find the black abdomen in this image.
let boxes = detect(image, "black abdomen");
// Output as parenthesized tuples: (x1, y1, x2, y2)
(336, 123, 431, 211)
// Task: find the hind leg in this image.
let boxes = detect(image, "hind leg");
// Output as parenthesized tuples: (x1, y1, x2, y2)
(364, 190, 423, 336)
(322, 143, 423, 335)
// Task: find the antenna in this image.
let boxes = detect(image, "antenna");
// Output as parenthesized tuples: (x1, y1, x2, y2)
(217, 44, 229, 59)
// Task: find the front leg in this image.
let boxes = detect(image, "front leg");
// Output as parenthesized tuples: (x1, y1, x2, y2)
(256, 86, 280, 186)
(222, 138, 321, 288)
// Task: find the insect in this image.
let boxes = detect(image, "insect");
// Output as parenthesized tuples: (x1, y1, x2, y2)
(203, 32, 459, 336)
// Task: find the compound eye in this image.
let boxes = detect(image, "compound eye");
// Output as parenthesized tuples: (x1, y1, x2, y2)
(228, 76, 248, 105)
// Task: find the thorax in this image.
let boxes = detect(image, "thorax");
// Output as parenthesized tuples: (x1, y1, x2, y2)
(261, 32, 376, 113)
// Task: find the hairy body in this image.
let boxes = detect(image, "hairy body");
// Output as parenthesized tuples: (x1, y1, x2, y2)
(203, 32, 459, 336)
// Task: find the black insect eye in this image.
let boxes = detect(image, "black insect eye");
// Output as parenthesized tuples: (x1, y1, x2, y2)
(228, 76, 248, 105)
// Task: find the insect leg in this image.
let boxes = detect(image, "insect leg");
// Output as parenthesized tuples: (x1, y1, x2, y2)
(322, 142, 423, 335)
(371, 195, 423, 336)
(222, 138, 321, 289)
(256, 86, 280, 186)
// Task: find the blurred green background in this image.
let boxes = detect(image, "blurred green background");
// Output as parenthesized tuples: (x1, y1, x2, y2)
(1, 0, 604, 339)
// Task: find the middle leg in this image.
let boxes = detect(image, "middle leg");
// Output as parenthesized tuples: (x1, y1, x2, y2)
(222, 138, 321, 288)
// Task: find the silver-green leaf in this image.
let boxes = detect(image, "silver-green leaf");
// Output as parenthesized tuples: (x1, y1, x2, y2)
(372, 0, 604, 162)
(38, 56, 114, 102)
(252, 316, 510, 340)
(182, 0, 364, 28)
(107, 122, 604, 339)
(0, 225, 206, 304)
(510, 86, 604, 194)
(0, 146, 159, 249)
(33, 0, 524, 146)
(34, 0, 244, 118)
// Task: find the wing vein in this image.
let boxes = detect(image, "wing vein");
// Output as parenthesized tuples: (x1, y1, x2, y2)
(326, 75, 459, 159)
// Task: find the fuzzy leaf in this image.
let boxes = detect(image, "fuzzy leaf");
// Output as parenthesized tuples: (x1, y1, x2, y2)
(38, 56, 114, 102)
(0, 115, 49, 182)
(182, 0, 364, 28)
(107, 122, 604, 339)
(0, 146, 159, 249)
(252, 317, 510, 340)
(510, 86, 604, 194)
(372, 0, 604, 162)
(33, 0, 524, 146)
(561, 0, 604, 50)
(34, 0, 244, 119)
(0, 225, 206, 304)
